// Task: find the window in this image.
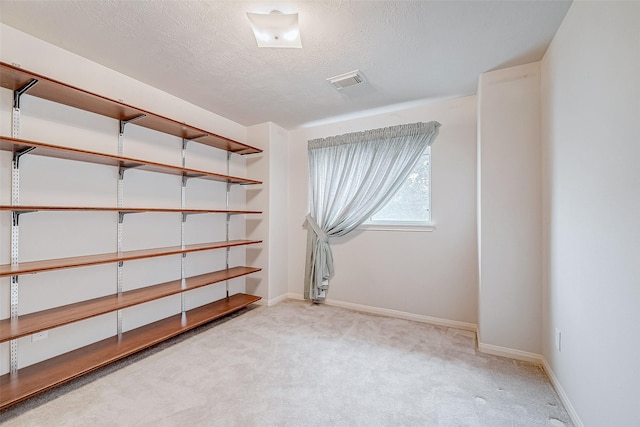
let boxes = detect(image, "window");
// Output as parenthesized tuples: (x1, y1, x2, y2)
(363, 148, 433, 230)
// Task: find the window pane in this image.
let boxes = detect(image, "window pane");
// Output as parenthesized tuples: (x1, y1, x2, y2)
(371, 151, 430, 222)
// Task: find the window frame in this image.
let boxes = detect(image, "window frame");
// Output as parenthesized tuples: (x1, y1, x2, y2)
(361, 147, 435, 232)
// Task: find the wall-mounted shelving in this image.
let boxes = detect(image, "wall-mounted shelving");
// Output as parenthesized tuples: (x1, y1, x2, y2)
(0, 62, 261, 155)
(0, 205, 262, 215)
(0, 240, 261, 277)
(0, 136, 261, 185)
(0, 292, 261, 409)
(0, 266, 261, 343)
(0, 61, 263, 409)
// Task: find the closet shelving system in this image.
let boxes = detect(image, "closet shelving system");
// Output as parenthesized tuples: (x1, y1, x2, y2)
(0, 62, 263, 409)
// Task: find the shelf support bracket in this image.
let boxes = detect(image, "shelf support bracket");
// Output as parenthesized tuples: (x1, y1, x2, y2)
(118, 211, 142, 223)
(190, 134, 208, 143)
(13, 79, 38, 109)
(183, 173, 206, 181)
(12, 210, 36, 227)
(12, 146, 36, 169)
(118, 114, 147, 136)
(118, 163, 144, 180)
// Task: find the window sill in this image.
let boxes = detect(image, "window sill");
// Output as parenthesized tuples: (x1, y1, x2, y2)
(359, 223, 436, 232)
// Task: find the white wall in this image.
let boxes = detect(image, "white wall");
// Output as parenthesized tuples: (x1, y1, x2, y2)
(541, 2, 640, 426)
(246, 122, 289, 304)
(477, 62, 542, 357)
(0, 25, 254, 374)
(0, 25, 246, 145)
(266, 124, 290, 302)
(288, 96, 478, 326)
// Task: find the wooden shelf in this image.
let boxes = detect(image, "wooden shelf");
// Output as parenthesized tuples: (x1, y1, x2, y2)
(0, 240, 262, 278)
(0, 205, 261, 215)
(0, 266, 261, 343)
(0, 292, 261, 410)
(0, 62, 261, 155)
(0, 61, 263, 412)
(0, 136, 262, 185)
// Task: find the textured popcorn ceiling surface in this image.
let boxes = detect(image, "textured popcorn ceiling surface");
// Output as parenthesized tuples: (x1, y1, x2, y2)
(0, 0, 571, 129)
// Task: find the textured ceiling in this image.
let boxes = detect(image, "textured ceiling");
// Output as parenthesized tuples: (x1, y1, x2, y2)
(0, 0, 571, 130)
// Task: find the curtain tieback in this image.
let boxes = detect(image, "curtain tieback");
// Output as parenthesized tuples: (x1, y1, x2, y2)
(305, 214, 329, 243)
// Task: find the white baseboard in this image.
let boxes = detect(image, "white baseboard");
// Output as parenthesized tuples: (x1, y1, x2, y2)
(253, 297, 267, 306)
(542, 358, 584, 427)
(467, 342, 584, 426)
(477, 341, 544, 364)
(284, 293, 477, 332)
(286, 292, 304, 301)
(266, 293, 289, 307)
(251, 293, 290, 306)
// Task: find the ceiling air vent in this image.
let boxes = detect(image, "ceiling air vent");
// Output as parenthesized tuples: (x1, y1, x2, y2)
(327, 70, 364, 90)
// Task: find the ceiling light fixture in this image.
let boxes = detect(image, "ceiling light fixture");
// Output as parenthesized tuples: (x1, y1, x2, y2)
(246, 10, 302, 49)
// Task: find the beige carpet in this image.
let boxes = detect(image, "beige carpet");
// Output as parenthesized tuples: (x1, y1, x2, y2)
(0, 300, 572, 426)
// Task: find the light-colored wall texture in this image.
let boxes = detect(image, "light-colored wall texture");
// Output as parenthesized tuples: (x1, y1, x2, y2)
(288, 96, 478, 326)
(477, 62, 542, 357)
(540, 2, 640, 426)
(246, 122, 289, 304)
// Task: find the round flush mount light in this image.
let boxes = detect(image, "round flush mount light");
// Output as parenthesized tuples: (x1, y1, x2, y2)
(246, 10, 302, 49)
